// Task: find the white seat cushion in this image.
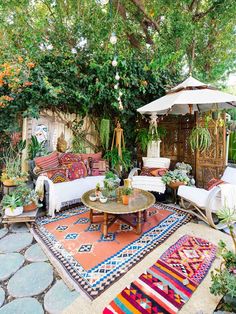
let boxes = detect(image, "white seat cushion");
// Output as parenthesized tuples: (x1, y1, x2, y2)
(221, 167, 236, 184)
(131, 176, 166, 193)
(178, 185, 210, 208)
(142, 157, 170, 169)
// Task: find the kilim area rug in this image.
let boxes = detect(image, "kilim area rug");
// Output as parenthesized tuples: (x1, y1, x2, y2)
(31, 203, 191, 300)
(103, 235, 217, 314)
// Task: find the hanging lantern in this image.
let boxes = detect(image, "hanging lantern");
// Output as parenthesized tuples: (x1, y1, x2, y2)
(119, 101, 124, 110)
(112, 59, 118, 67)
(115, 72, 120, 80)
(100, 0, 109, 5)
(110, 32, 117, 45)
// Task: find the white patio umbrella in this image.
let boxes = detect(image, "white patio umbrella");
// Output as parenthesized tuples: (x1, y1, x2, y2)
(137, 76, 236, 115)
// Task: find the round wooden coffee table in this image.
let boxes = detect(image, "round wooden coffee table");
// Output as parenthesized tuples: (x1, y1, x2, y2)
(81, 188, 155, 237)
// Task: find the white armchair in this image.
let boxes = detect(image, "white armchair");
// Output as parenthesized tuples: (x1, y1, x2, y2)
(128, 157, 170, 193)
(178, 166, 236, 229)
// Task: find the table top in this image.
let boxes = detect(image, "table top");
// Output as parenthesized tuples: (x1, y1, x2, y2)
(81, 188, 156, 214)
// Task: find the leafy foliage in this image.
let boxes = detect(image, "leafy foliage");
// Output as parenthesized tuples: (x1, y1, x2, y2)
(189, 127, 212, 152)
(210, 208, 236, 310)
(161, 169, 190, 185)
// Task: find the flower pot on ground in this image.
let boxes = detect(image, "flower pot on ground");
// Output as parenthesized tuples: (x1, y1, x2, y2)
(122, 187, 133, 205)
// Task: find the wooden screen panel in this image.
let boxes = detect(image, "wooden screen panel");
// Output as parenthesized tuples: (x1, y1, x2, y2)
(159, 115, 195, 172)
(195, 114, 226, 188)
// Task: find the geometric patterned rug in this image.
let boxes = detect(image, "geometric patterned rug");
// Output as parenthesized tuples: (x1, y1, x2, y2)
(32, 203, 191, 300)
(104, 235, 217, 313)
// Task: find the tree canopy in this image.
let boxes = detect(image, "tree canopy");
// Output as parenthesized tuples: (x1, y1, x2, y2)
(0, 0, 236, 147)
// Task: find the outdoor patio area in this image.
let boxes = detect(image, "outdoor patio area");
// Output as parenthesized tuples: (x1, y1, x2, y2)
(0, 1, 236, 314)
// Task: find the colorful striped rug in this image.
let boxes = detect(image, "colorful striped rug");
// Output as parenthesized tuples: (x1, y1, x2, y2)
(104, 235, 217, 314)
(32, 203, 191, 300)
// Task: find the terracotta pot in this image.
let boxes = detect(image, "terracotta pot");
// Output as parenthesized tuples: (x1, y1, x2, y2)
(168, 181, 186, 189)
(23, 202, 37, 212)
(122, 195, 129, 205)
(2, 179, 16, 186)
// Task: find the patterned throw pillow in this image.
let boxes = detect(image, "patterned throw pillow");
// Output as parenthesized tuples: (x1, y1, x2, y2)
(140, 167, 168, 177)
(80, 152, 102, 162)
(150, 168, 168, 177)
(35, 152, 59, 171)
(41, 168, 69, 183)
(66, 161, 87, 181)
(207, 178, 225, 190)
(91, 160, 109, 176)
(59, 152, 81, 165)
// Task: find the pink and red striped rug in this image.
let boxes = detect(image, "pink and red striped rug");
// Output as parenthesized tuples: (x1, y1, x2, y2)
(104, 235, 217, 314)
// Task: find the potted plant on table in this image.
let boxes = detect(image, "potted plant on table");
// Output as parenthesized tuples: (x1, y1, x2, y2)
(14, 183, 42, 212)
(103, 171, 121, 200)
(161, 169, 190, 189)
(210, 207, 236, 312)
(122, 187, 133, 205)
(1, 192, 23, 216)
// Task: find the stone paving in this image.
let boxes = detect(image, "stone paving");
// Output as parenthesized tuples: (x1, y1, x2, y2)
(0, 223, 79, 314)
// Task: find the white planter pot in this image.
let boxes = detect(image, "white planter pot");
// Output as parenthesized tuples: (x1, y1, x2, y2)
(147, 140, 161, 158)
(5, 206, 23, 217)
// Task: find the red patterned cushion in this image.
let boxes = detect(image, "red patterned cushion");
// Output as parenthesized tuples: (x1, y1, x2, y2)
(141, 167, 168, 177)
(59, 153, 81, 165)
(41, 168, 69, 183)
(91, 160, 109, 176)
(207, 178, 225, 190)
(150, 168, 168, 177)
(66, 162, 87, 180)
(35, 152, 59, 171)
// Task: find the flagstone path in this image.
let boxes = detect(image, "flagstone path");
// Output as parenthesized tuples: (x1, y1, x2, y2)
(0, 223, 79, 314)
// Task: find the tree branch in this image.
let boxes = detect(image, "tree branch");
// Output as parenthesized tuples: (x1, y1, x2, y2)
(129, 0, 160, 31)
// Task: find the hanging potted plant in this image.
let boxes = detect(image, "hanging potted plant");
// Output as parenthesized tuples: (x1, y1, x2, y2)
(122, 187, 133, 205)
(1, 192, 23, 216)
(136, 126, 167, 154)
(100, 118, 110, 150)
(189, 126, 212, 152)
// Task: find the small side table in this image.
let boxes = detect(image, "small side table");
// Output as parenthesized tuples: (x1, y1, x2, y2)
(168, 182, 186, 205)
(2, 184, 17, 195)
(2, 208, 39, 228)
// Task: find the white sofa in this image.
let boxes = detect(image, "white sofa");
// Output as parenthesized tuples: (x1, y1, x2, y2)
(36, 175, 105, 217)
(178, 166, 236, 229)
(129, 157, 170, 193)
